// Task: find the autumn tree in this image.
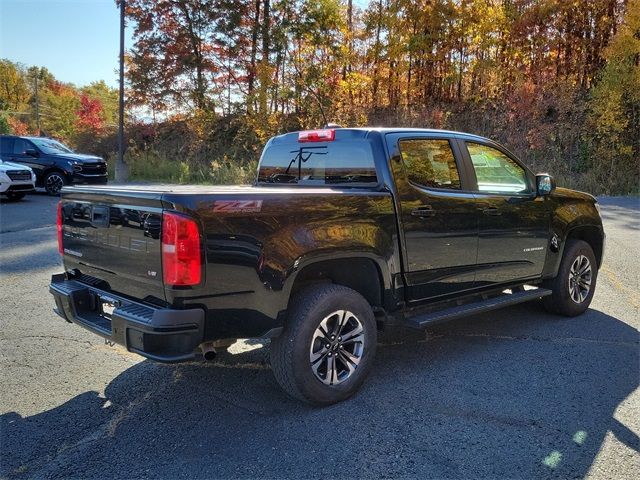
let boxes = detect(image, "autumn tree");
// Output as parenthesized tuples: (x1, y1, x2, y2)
(0, 59, 30, 113)
(82, 81, 119, 126)
(126, 0, 237, 112)
(76, 94, 105, 133)
(32, 0, 626, 192)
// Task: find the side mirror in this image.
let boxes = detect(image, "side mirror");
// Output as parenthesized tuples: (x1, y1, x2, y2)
(25, 149, 39, 157)
(536, 173, 555, 196)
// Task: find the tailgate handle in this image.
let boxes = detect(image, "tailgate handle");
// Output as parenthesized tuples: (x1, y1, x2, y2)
(411, 206, 435, 218)
(91, 206, 110, 228)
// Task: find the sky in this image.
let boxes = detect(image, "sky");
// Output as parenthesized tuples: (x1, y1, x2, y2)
(0, 0, 133, 88)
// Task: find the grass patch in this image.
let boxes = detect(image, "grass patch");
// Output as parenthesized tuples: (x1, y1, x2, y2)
(107, 150, 257, 185)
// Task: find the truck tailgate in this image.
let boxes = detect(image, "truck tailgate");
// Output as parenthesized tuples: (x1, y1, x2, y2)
(59, 187, 166, 303)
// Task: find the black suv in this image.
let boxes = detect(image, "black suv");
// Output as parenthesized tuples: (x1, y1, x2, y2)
(0, 135, 107, 195)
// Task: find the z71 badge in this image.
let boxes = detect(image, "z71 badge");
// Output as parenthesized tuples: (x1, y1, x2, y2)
(213, 200, 263, 213)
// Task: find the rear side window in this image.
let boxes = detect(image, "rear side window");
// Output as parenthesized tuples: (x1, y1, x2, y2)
(466, 142, 529, 194)
(398, 138, 461, 190)
(0, 137, 13, 154)
(257, 141, 377, 185)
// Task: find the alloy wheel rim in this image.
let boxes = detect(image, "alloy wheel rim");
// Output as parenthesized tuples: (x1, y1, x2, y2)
(46, 174, 64, 194)
(568, 254, 592, 304)
(309, 310, 365, 386)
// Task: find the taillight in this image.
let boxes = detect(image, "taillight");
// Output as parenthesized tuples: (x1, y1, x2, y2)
(57, 201, 63, 255)
(161, 212, 202, 286)
(298, 129, 335, 143)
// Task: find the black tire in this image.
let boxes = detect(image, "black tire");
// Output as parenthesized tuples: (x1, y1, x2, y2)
(44, 171, 66, 195)
(543, 239, 598, 316)
(6, 192, 26, 201)
(270, 284, 377, 406)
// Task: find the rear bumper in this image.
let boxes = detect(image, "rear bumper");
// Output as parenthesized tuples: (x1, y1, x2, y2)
(49, 274, 204, 362)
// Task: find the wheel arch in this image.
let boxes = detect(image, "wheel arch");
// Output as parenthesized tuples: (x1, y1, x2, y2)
(43, 166, 70, 179)
(287, 255, 387, 311)
(566, 225, 604, 268)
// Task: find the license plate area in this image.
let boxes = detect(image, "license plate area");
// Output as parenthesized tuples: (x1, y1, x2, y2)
(74, 291, 115, 335)
(99, 296, 120, 319)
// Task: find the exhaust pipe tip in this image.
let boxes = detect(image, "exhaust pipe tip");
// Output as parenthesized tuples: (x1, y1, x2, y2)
(200, 342, 217, 361)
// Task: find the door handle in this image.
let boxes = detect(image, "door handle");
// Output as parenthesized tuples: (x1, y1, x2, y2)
(482, 207, 502, 216)
(411, 206, 435, 218)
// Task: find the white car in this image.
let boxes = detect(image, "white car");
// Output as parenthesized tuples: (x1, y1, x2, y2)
(0, 160, 36, 201)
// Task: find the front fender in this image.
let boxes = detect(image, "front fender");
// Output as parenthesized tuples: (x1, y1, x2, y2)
(542, 192, 604, 278)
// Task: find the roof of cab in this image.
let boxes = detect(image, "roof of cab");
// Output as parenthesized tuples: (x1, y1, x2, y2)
(270, 127, 491, 144)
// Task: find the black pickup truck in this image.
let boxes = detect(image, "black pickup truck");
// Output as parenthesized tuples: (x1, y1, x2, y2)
(50, 128, 605, 405)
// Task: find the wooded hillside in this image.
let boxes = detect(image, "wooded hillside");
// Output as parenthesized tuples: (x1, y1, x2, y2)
(1, 0, 638, 193)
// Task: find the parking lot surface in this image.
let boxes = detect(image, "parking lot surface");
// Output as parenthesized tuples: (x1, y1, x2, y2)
(1, 193, 638, 479)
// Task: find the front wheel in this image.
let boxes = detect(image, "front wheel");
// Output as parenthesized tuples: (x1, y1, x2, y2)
(270, 284, 377, 405)
(543, 239, 598, 316)
(44, 171, 66, 195)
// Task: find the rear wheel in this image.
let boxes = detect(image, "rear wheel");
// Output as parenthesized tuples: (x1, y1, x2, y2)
(543, 239, 598, 316)
(6, 192, 26, 201)
(270, 284, 377, 405)
(44, 171, 66, 195)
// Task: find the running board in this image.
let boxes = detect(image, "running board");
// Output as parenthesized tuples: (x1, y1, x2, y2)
(403, 288, 552, 330)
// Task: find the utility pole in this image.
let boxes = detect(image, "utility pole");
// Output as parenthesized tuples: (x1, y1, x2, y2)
(34, 73, 40, 134)
(115, 0, 128, 182)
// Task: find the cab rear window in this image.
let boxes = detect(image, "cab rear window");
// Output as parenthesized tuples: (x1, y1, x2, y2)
(257, 141, 377, 186)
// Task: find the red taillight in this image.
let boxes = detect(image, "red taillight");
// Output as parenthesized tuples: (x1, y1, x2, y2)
(298, 129, 335, 143)
(57, 201, 63, 256)
(162, 212, 202, 286)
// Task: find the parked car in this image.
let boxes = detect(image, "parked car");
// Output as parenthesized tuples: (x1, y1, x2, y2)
(0, 135, 107, 195)
(0, 159, 36, 201)
(49, 127, 605, 405)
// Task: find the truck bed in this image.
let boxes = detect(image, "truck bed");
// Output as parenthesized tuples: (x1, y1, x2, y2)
(58, 183, 398, 340)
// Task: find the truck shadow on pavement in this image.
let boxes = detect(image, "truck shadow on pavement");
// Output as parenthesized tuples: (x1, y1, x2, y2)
(2, 304, 638, 479)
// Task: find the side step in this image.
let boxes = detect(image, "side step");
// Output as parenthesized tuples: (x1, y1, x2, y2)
(403, 288, 552, 330)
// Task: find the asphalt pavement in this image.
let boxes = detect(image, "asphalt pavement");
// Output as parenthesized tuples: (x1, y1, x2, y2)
(0, 192, 638, 479)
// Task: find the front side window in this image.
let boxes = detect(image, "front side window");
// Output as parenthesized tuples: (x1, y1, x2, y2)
(398, 138, 461, 190)
(466, 143, 529, 194)
(30, 138, 73, 155)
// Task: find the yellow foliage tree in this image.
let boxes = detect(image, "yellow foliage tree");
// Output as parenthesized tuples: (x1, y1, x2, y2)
(587, 0, 640, 193)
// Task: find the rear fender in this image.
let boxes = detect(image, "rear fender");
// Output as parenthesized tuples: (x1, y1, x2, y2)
(282, 250, 396, 311)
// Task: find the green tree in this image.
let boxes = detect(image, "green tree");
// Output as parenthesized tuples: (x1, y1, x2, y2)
(587, 0, 640, 193)
(39, 81, 81, 140)
(0, 113, 10, 134)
